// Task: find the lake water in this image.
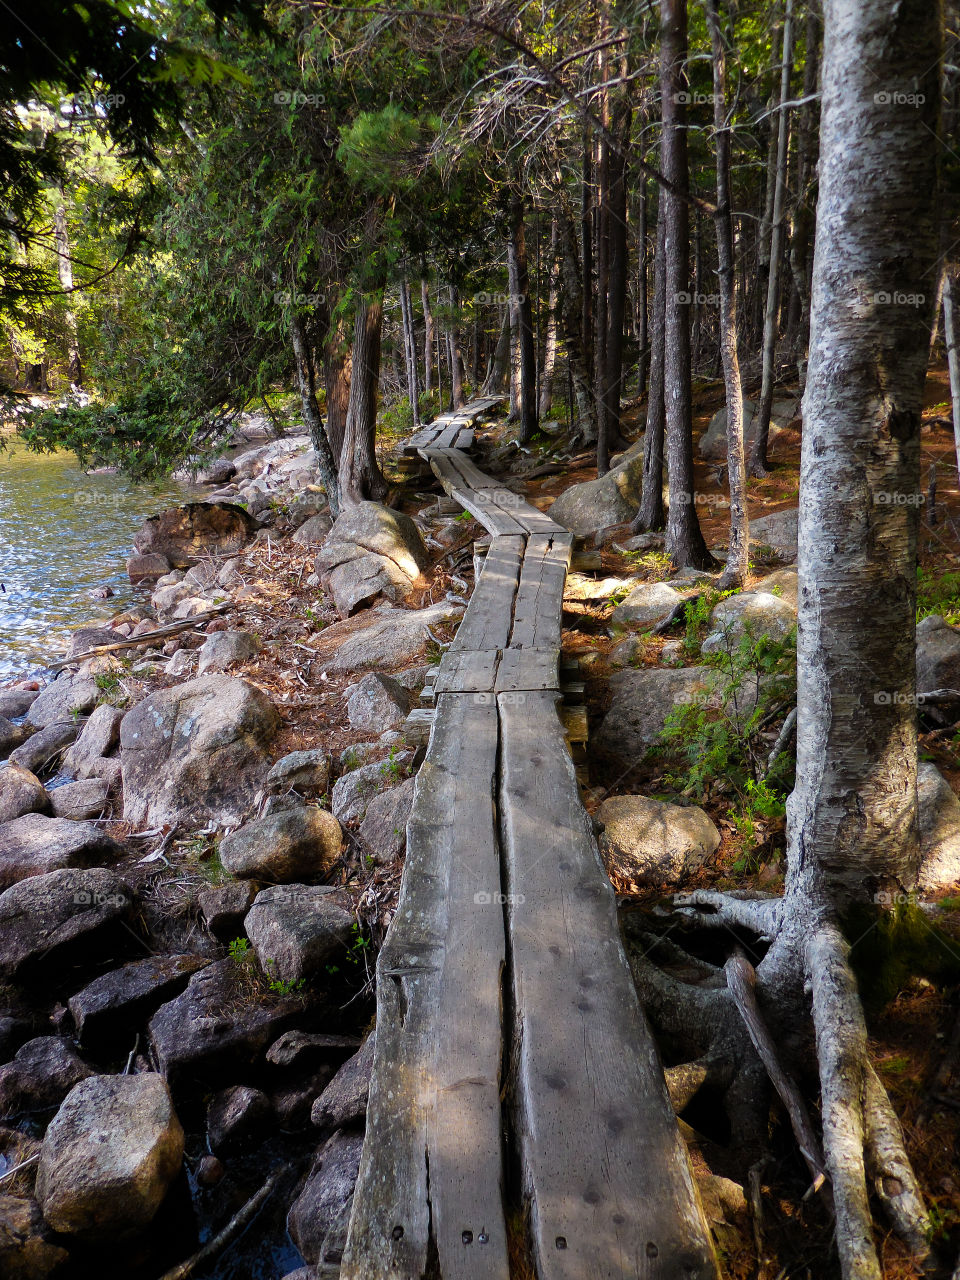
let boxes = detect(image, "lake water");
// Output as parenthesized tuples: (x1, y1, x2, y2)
(0, 440, 197, 679)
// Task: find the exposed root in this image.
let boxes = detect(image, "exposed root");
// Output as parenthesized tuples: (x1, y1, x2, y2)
(628, 893, 933, 1280)
(669, 889, 784, 939)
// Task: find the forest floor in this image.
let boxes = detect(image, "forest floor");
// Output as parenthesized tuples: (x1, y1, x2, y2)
(69, 365, 960, 1278)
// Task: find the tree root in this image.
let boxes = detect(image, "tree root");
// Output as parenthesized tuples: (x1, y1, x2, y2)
(641, 893, 933, 1280)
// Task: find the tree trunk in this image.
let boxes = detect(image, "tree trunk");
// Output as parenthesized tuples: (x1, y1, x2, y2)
(539, 219, 559, 418)
(446, 285, 465, 410)
(339, 298, 387, 505)
(482, 307, 511, 395)
(661, 0, 712, 568)
(945, 270, 960, 486)
(508, 193, 538, 443)
(290, 312, 340, 518)
(598, 79, 632, 475)
(581, 131, 594, 389)
(706, 0, 748, 590)
(749, 0, 796, 477)
(558, 209, 599, 444)
(399, 278, 421, 431)
(323, 321, 351, 464)
(420, 280, 434, 399)
(54, 197, 81, 388)
(634, 211, 667, 532)
(636, 179, 649, 397)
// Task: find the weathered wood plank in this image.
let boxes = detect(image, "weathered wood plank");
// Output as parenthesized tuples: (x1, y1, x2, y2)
(449, 536, 524, 654)
(497, 690, 720, 1280)
(433, 648, 500, 694)
(494, 646, 561, 693)
(510, 534, 573, 650)
(343, 695, 509, 1280)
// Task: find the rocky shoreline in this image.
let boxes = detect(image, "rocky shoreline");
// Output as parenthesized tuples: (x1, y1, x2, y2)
(2, 414, 960, 1278)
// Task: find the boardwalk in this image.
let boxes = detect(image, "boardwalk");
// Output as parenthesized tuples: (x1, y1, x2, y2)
(343, 401, 719, 1280)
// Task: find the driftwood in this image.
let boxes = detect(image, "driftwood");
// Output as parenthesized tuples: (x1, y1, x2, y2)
(48, 604, 231, 672)
(158, 1166, 284, 1280)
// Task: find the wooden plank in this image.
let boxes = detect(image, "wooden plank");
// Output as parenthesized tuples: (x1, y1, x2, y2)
(454, 428, 474, 448)
(449, 536, 524, 653)
(494, 646, 561, 693)
(511, 535, 573, 650)
(496, 690, 720, 1280)
(343, 695, 509, 1280)
(433, 648, 500, 694)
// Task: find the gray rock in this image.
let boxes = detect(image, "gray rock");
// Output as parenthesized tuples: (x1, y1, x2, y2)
(0, 765, 48, 823)
(564, 573, 637, 604)
(593, 666, 713, 773)
(0, 689, 39, 720)
(9, 722, 79, 776)
(147, 958, 302, 1083)
(133, 502, 258, 568)
(331, 762, 393, 824)
(345, 673, 411, 733)
(0, 867, 131, 977)
(244, 885, 354, 983)
(197, 630, 260, 675)
(0, 1038, 93, 1119)
(126, 552, 171, 585)
(616, 533, 664, 553)
(266, 1030, 362, 1068)
(220, 805, 342, 882)
(25, 676, 100, 729)
(701, 591, 797, 655)
(609, 634, 647, 667)
(206, 1085, 273, 1155)
(266, 749, 331, 794)
(357, 775, 417, 864)
(120, 675, 280, 828)
(547, 439, 644, 536)
(286, 1129, 364, 1267)
(611, 581, 687, 629)
(699, 398, 799, 461)
(0, 720, 27, 762)
(61, 705, 122, 780)
(68, 954, 210, 1047)
(217, 558, 244, 589)
(323, 602, 464, 673)
(748, 507, 800, 561)
(197, 880, 257, 939)
(598, 795, 721, 886)
(48, 778, 110, 820)
(0, 813, 122, 891)
(292, 514, 333, 547)
(310, 1034, 375, 1130)
(36, 1074, 184, 1239)
(198, 458, 237, 486)
(66, 627, 122, 660)
(751, 566, 799, 606)
(918, 762, 960, 891)
(165, 648, 198, 678)
(917, 614, 960, 694)
(316, 502, 430, 617)
(0, 1190, 69, 1278)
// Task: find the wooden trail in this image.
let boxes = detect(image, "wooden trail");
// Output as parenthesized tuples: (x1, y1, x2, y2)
(343, 402, 719, 1280)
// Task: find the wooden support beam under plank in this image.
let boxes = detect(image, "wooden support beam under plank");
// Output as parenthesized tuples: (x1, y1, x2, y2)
(497, 690, 720, 1280)
(343, 695, 509, 1280)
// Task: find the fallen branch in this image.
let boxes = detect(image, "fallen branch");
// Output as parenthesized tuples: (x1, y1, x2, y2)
(763, 706, 797, 778)
(48, 605, 231, 672)
(725, 948, 827, 1195)
(157, 1166, 284, 1280)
